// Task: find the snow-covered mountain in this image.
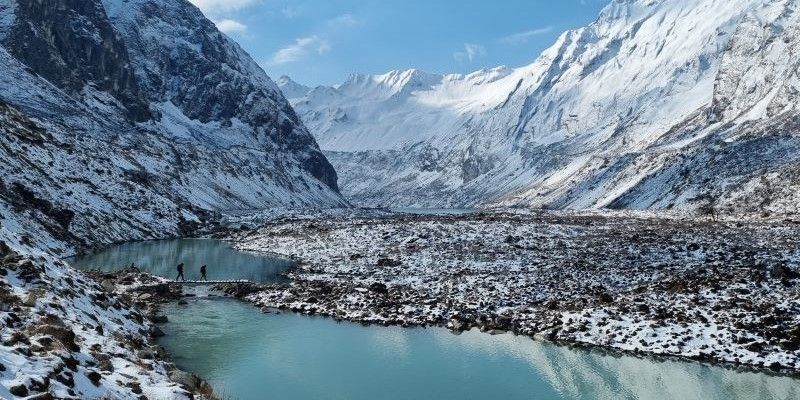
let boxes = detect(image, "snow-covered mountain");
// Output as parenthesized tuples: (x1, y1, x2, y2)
(0, 0, 346, 254)
(0, 1, 345, 397)
(277, 75, 312, 101)
(281, 0, 800, 215)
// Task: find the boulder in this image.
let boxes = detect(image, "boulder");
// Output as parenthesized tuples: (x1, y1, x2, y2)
(137, 349, 155, 360)
(10, 384, 29, 397)
(100, 279, 116, 293)
(447, 314, 472, 332)
(33, 325, 79, 352)
(86, 370, 102, 386)
(150, 315, 168, 324)
(368, 282, 388, 294)
(376, 258, 401, 267)
(94, 353, 114, 372)
(22, 293, 39, 307)
(169, 370, 201, 390)
(149, 326, 165, 338)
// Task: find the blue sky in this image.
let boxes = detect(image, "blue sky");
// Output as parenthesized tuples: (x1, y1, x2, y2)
(190, 0, 608, 86)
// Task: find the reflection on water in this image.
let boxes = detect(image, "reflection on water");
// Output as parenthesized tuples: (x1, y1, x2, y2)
(159, 299, 800, 400)
(439, 327, 800, 400)
(68, 239, 291, 283)
(71, 239, 800, 400)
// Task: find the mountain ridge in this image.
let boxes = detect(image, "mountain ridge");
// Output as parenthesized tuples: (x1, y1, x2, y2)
(280, 0, 800, 215)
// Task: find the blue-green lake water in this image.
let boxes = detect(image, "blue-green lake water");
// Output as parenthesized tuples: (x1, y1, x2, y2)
(68, 238, 291, 283)
(70, 239, 800, 400)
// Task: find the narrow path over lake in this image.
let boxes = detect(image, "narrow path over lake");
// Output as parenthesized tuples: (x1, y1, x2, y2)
(70, 239, 800, 400)
(68, 238, 291, 283)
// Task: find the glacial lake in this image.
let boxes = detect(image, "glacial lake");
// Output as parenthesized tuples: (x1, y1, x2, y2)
(68, 238, 291, 283)
(70, 239, 800, 400)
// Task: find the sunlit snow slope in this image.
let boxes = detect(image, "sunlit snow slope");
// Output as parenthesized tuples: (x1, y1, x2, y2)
(282, 0, 800, 215)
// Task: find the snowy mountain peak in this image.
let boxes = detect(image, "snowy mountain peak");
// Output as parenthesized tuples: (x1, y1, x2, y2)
(375, 69, 441, 88)
(335, 68, 443, 100)
(289, 0, 800, 214)
(277, 75, 312, 100)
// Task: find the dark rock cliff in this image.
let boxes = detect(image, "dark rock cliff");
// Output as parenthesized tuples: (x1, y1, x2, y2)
(3, 0, 152, 121)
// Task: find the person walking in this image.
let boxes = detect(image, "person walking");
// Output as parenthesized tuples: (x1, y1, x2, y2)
(175, 262, 185, 282)
(200, 264, 207, 281)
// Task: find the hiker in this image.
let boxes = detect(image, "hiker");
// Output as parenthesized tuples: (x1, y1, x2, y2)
(175, 262, 185, 281)
(200, 264, 207, 281)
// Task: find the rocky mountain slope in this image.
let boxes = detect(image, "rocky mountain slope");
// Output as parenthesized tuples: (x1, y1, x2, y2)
(0, 0, 344, 397)
(1, 232, 196, 399)
(0, 0, 346, 256)
(282, 0, 800, 215)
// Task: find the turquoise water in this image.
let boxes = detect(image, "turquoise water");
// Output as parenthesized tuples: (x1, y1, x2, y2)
(70, 239, 800, 400)
(68, 239, 291, 283)
(160, 298, 799, 400)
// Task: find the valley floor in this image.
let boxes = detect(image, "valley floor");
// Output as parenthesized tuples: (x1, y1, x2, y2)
(230, 210, 800, 372)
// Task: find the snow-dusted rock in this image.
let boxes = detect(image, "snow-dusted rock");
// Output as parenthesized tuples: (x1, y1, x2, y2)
(0, 1, 345, 397)
(0, 232, 193, 399)
(233, 210, 800, 372)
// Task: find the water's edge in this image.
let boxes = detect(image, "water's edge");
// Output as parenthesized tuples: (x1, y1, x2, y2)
(70, 237, 800, 399)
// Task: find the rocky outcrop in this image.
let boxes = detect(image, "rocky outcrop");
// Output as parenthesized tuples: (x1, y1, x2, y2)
(3, 0, 151, 121)
(102, 0, 339, 191)
(605, 0, 800, 215)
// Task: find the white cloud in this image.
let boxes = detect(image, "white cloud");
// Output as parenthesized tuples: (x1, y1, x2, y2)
(189, 0, 257, 14)
(499, 27, 554, 44)
(268, 36, 331, 65)
(453, 43, 486, 63)
(328, 14, 358, 27)
(215, 19, 247, 34)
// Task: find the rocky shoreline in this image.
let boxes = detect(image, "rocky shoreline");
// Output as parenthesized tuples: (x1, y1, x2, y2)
(228, 211, 800, 375)
(82, 269, 218, 398)
(0, 238, 215, 399)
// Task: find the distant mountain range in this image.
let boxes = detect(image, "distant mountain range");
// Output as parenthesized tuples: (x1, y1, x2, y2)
(280, 0, 800, 215)
(0, 0, 345, 253)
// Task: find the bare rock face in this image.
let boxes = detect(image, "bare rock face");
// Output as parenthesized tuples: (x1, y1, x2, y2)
(102, 0, 339, 191)
(3, 0, 151, 121)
